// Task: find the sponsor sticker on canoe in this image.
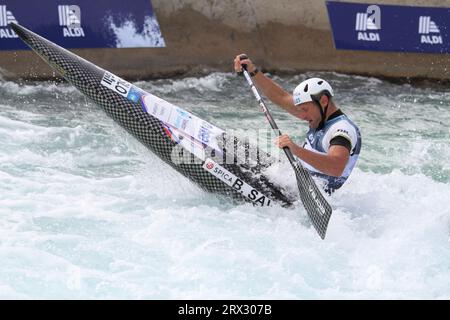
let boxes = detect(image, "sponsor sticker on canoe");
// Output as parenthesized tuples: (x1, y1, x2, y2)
(141, 93, 224, 160)
(100, 74, 225, 161)
(127, 86, 145, 103)
(203, 158, 272, 207)
(101, 71, 132, 98)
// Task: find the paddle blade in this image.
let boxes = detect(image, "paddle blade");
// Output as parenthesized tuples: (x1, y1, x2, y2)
(293, 163, 332, 239)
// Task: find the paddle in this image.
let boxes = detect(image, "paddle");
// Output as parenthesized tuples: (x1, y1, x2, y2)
(239, 57, 332, 239)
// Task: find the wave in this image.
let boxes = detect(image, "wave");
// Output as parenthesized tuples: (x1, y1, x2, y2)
(1, 72, 449, 299)
(0, 81, 78, 96)
(107, 15, 166, 48)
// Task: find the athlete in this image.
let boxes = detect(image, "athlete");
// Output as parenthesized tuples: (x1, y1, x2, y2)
(234, 54, 362, 193)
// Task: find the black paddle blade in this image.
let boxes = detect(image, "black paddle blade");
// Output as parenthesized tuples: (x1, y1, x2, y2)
(292, 163, 332, 239)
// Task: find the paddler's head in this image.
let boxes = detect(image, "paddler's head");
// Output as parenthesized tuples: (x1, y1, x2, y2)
(292, 78, 335, 130)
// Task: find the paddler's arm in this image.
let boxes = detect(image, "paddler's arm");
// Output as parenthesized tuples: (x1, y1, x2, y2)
(275, 134, 350, 177)
(234, 54, 298, 116)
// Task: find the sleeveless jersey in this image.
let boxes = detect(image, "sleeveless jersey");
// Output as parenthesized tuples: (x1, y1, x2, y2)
(299, 111, 362, 192)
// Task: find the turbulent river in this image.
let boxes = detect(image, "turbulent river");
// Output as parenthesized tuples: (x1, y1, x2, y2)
(0, 72, 449, 299)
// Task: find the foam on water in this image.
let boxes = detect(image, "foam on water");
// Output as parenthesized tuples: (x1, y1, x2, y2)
(107, 15, 166, 48)
(0, 80, 79, 96)
(0, 73, 449, 299)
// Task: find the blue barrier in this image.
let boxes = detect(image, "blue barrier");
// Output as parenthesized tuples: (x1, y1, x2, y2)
(0, 0, 165, 50)
(326, 1, 449, 54)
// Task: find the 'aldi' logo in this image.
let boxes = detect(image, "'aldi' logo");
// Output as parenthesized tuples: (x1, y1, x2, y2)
(58, 5, 85, 37)
(0, 5, 18, 39)
(355, 5, 381, 42)
(419, 16, 443, 45)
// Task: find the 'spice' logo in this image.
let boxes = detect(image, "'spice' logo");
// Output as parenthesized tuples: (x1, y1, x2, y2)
(418, 16, 442, 45)
(58, 5, 85, 37)
(0, 5, 18, 39)
(355, 5, 381, 42)
(206, 162, 214, 170)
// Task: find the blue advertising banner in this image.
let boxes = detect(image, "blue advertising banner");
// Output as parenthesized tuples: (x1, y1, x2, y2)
(0, 0, 165, 50)
(326, 1, 450, 54)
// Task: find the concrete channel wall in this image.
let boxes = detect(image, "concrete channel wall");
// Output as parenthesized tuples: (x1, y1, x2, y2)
(0, 0, 449, 81)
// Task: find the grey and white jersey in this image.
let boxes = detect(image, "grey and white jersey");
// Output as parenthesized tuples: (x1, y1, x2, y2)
(299, 111, 362, 192)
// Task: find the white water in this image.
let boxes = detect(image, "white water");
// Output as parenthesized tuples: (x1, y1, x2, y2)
(107, 15, 166, 48)
(0, 72, 449, 299)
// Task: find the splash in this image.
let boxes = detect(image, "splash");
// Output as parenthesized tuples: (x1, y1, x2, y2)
(1, 72, 449, 299)
(107, 15, 166, 48)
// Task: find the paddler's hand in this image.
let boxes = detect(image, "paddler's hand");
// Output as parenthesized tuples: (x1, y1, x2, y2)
(275, 134, 295, 150)
(234, 53, 257, 75)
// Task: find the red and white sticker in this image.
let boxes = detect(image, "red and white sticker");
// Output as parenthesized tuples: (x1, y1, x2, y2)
(203, 158, 272, 207)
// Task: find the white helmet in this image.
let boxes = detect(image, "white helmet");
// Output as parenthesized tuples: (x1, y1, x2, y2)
(293, 78, 334, 106)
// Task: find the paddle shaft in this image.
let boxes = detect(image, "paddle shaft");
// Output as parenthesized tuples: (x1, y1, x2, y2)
(241, 68, 297, 165)
(240, 60, 332, 240)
